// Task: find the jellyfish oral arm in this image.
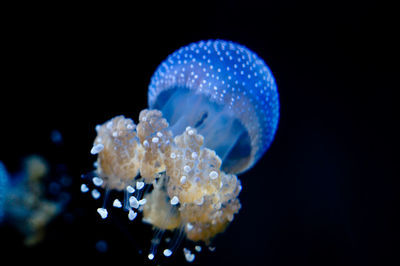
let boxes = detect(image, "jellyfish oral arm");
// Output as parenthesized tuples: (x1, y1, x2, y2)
(91, 110, 242, 245)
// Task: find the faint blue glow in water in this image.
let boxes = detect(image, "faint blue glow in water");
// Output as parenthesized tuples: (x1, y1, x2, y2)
(0, 161, 9, 223)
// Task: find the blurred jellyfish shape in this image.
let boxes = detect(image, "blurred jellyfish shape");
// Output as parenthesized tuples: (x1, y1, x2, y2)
(0, 161, 9, 223)
(0, 156, 67, 246)
(89, 40, 279, 260)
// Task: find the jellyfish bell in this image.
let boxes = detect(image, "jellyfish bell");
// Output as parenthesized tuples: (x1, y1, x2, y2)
(148, 40, 279, 174)
(89, 39, 279, 261)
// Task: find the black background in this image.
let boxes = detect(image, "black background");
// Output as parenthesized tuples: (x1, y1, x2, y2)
(0, 1, 397, 265)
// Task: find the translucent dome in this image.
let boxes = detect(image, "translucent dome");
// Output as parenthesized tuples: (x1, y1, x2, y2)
(148, 40, 279, 173)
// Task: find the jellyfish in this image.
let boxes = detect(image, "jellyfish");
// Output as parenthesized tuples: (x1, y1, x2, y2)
(0, 156, 68, 246)
(0, 161, 8, 223)
(88, 39, 279, 261)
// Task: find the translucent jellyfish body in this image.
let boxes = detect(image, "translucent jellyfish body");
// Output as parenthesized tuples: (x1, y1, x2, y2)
(149, 40, 279, 173)
(89, 40, 279, 260)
